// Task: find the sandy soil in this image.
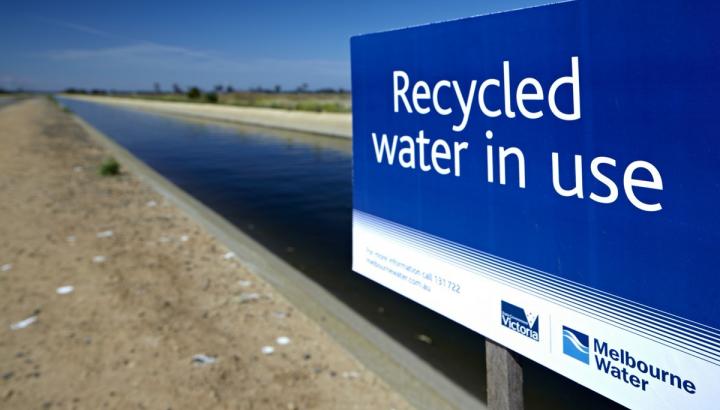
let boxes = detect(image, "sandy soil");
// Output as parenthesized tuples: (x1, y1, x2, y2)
(61, 95, 352, 139)
(0, 98, 408, 410)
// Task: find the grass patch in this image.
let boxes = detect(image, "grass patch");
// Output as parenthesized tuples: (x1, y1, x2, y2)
(99, 157, 120, 176)
(47, 95, 73, 113)
(46, 95, 60, 107)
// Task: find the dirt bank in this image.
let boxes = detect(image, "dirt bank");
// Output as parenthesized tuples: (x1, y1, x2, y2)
(0, 98, 407, 409)
(61, 95, 352, 139)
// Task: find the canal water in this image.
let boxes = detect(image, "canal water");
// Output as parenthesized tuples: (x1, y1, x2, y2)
(59, 98, 622, 409)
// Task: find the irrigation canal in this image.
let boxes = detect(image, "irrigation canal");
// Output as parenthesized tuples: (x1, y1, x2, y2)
(59, 97, 622, 409)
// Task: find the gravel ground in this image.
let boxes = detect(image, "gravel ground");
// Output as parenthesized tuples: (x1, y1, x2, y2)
(0, 98, 409, 410)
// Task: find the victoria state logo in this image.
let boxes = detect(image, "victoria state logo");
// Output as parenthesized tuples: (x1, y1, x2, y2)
(500, 300, 539, 341)
(562, 326, 589, 364)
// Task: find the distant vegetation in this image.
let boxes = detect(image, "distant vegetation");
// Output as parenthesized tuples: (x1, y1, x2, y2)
(0, 88, 31, 96)
(64, 88, 109, 95)
(63, 83, 352, 113)
(99, 157, 120, 176)
(187, 87, 202, 99)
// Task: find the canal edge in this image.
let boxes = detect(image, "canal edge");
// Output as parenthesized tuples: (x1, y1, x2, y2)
(62, 95, 352, 139)
(66, 108, 485, 410)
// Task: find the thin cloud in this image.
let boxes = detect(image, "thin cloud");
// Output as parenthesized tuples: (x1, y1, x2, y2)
(38, 16, 211, 59)
(45, 42, 348, 79)
(46, 43, 212, 65)
(36, 16, 129, 42)
(36, 18, 349, 88)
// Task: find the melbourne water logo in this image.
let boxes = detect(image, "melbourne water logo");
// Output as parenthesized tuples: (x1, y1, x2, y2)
(560, 325, 697, 395)
(562, 326, 589, 364)
(500, 300, 539, 341)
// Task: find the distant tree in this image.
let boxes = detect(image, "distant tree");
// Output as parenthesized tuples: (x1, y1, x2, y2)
(214, 84, 223, 93)
(274, 84, 282, 93)
(187, 87, 202, 99)
(173, 83, 184, 94)
(296, 83, 309, 93)
(226, 85, 234, 93)
(205, 92, 219, 103)
(64, 88, 89, 94)
(154, 82, 161, 93)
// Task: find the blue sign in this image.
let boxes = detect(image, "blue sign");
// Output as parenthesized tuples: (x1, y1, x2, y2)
(350, 1, 720, 408)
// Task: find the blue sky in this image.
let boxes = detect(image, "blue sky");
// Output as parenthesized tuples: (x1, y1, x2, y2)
(1, 0, 547, 91)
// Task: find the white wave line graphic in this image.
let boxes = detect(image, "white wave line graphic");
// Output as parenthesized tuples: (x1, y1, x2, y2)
(354, 210, 720, 363)
(563, 330, 589, 353)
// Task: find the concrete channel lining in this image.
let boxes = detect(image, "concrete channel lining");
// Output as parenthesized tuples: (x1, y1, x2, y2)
(62, 95, 352, 139)
(68, 109, 486, 410)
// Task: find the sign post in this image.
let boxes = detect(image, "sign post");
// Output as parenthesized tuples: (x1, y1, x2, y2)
(486, 339, 523, 410)
(351, 1, 720, 408)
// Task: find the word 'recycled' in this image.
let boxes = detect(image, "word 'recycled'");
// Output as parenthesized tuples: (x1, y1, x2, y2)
(393, 57, 581, 132)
